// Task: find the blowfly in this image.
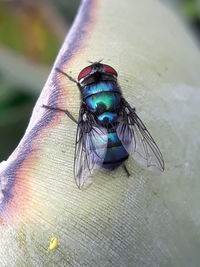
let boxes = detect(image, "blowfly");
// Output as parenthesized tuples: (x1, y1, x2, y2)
(43, 62, 164, 189)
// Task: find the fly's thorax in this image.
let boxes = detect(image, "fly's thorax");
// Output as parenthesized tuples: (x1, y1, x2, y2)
(82, 81, 121, 118)
(81, 80, 121, 99)
(85, 91, 121, 121)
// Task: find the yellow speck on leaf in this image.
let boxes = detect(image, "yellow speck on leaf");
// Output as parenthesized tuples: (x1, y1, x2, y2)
(48, 237, 59, 251)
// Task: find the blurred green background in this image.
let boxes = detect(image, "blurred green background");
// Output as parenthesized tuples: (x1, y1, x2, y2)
(0, 0, 81, 160)
(0, 0, 199, 161)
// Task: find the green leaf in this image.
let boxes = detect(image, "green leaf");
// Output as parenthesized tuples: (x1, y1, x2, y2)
(182, 0, 200, 18)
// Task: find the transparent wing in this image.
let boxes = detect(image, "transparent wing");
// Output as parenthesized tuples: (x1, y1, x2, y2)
(117, 98, 164, 172)
(74, 106, 108, 189)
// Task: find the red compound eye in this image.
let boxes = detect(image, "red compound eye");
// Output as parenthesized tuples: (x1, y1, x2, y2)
(78, 66, 92, 81)
(102, 64, 118, 76)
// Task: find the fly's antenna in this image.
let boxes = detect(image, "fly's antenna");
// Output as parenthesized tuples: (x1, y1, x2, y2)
(88, 59, 104, 64)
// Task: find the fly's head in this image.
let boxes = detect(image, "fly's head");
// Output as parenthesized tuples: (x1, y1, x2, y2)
(77, 62, 118, 87)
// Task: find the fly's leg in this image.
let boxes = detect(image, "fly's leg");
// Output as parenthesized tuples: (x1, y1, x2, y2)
(55, 68, 78, 85)
(43, 68, 79, 124)
(123, 164, 130, 177)
(42, 105, 78, 124)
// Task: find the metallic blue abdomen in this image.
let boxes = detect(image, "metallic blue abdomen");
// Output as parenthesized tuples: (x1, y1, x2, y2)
(102, 132, 129, 169)
(83, 81, 128, 170)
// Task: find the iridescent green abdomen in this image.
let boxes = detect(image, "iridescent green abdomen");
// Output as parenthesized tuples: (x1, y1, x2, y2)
(83, 81, 129, 170)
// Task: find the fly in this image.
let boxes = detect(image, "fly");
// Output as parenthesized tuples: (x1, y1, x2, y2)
(43, 62, 164, 189)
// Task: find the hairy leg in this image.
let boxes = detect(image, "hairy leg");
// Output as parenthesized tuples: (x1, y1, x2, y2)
(42, 105, 78, 124)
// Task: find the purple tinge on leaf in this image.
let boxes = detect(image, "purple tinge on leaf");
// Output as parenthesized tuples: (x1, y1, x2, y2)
(0, 0, 97, 224)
